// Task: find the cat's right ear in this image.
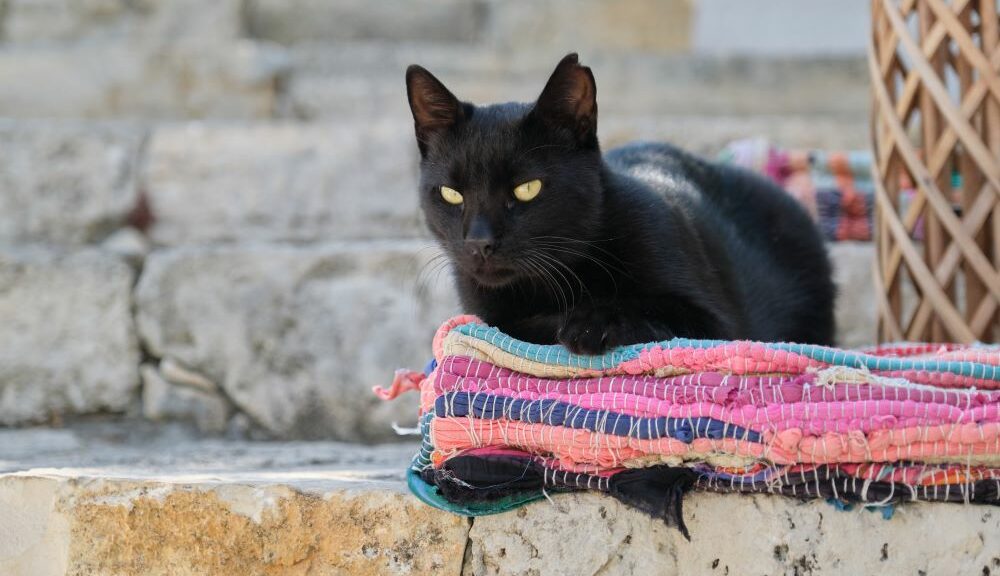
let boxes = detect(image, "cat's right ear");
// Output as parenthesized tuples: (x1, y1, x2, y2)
(406, 65, 465, 156)
(531, 53, 598, 146)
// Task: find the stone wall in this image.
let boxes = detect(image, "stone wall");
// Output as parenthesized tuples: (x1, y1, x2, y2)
(0, 0, 876, 440)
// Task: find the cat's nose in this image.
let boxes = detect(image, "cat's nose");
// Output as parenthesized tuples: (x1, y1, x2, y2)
(466, 237, 495, 259)
(466, 217, 496, 259)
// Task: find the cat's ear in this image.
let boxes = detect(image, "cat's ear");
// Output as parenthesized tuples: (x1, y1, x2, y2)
(406, 65, 465, 155)
(531, 53, 598, 145)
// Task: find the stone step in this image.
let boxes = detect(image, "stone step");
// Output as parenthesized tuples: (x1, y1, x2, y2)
(0, 41, 868, 121)
(0, 233, 875, 439)
(466, 490, 1000, 576)
(0, 424, 467, 576)
(140, 116, 869, 246)
(0, 40, 285, 121)
(133, 241, 872, 439)
(2, 424, 998, 576)
(245, 0, 488, 45)
(283, 42, 869, 120)
(0, 114, 877, 438)
(1, 117, 869, 248)
(1, 0, 867, 121)
(0, 0, 868, 120)
(0, 0, 286, 119)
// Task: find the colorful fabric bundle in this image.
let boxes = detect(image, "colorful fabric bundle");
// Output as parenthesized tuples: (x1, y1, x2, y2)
(719, 138, 877, 242)
(718, 139, 969, 243)
(378, 316, 1000, 536)
(719, 138, 962, 241)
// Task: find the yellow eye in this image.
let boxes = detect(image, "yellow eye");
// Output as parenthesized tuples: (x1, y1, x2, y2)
(513, 179, 542, 202)
(440, 186, 463, 205)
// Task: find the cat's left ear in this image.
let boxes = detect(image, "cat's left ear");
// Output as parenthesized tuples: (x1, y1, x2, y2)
(531, 53, 598, 145)
(406, 65, 465, 156)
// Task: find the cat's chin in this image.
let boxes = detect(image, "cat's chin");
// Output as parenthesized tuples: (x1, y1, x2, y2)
(466, 266, 520, 289)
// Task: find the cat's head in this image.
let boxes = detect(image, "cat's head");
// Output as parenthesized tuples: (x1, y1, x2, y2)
(405, 53, 604, 288)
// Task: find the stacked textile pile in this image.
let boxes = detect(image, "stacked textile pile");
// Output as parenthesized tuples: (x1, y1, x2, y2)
(719, 138, 878, 242)
(378, 316, 1000, 536)
(719, 138, 968, 243)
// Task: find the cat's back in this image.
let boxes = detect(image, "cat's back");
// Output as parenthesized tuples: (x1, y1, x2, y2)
(604, 141, 769, 218)
(602, 141, 836, 345)
(602, 142, 707, 204)
(603, 140, 817, 246)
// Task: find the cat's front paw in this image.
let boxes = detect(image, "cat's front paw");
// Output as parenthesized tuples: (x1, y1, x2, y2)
(557, 310, 610, 355)
(557, 307, 672, 355)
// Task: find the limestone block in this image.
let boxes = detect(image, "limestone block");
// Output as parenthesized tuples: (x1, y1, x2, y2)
(0, 472, 469, 576)
(0, 0, 286, 118)
(134, 242, 458, 440)
(246, 0, 487, 44)
(0, 248, 139, 424)
(485, 0, 693, 55)
(142, 122, 423, 245)
(1, 0, 242, 45)
(465, 491, 1000, 576)
(0, 42, 287, 118)
(0, 122, 142, 245)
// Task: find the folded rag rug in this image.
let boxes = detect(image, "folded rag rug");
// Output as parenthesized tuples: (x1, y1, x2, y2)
(376, 315, 1000, 537)
(718, 138, 963, 243)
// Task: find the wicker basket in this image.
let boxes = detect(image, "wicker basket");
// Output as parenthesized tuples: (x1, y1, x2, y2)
(870, 0, 1000, 343)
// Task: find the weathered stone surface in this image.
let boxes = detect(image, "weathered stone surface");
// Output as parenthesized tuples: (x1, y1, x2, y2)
(142, 122, 424, 245)
(0, 470, 468, 576)
(159, 357, 218, 393)
(485, 0, 693, 55)
(616, 55, 869, 117)
(3, 424, 999, 576)
(99, 227, 150, 267)
(466, 491, 1000, 576)
(830, 242, 876, 348)
(283, 45, 869, 121)
(1, 0, 242, 44)
(0, 42, 287, 119)
(6, 422, 997, 576)
(283, 75, 506, 121)
(693, 0, 869, 56)
(0, 122, 142, 245)
(140, 364, 231, 434)
(598, 114, 871, 155)
(135, 242, 458, 440)
(0, 430, 464, 575)
(0, 248, 139, 425)
(68, 481, 465, 576)
(247, 0, 487, 44)
(0, 0, 287, 119)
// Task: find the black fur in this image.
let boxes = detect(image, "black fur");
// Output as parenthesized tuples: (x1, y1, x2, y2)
(406, 53, 836, 354)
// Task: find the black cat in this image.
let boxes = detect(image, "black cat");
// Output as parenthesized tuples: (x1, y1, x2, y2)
(406, 53, 835, 354)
